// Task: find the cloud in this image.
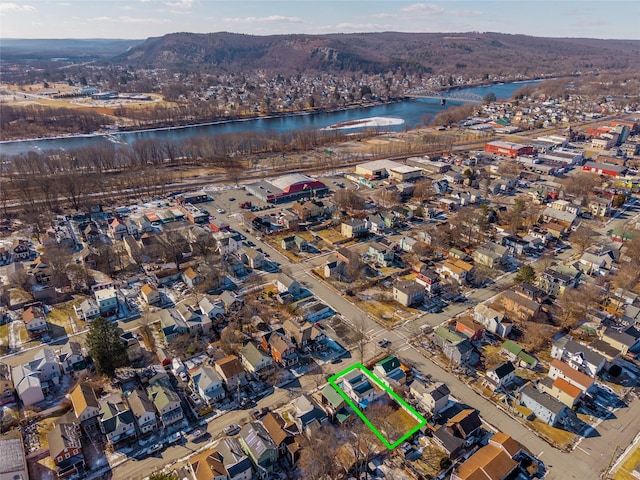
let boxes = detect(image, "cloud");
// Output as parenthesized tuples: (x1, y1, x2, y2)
(390, 3, 482, 19)
(93, 15, 169, 24)
(0, 3, 36, 12)
(400, 3, 446, 15)
(224, 15, 306, 25)
(164, 0, 193, 8)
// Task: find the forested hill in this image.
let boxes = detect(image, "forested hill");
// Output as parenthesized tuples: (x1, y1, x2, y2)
(114, 31, 640, 76)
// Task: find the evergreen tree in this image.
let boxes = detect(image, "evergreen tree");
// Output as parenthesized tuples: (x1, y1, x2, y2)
(86, 317, 129, 377)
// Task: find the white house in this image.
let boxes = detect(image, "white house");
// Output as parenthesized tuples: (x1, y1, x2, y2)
(95, 287, 118, 316)
(551, 337, 607, 378)
(485, 361, 516, 391)
(240, 343, 273, 379)
(126, 388, 158, 436)
(22, 305, 47, 337)
(190, 365, 226, 404)
(473, 304, 513, 337)
(410, 381, 450, 413)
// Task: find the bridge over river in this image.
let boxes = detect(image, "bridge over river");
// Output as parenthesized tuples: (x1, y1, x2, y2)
(405, 89, 483, 103)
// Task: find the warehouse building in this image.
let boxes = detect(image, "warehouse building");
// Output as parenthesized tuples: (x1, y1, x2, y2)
(355, 160, 403, 179)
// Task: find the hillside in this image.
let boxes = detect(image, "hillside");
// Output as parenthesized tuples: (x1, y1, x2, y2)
(113, 31, 640, 76)
(0, 38, 145, 61)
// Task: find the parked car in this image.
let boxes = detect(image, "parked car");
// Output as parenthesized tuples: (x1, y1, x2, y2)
(146, 443, 164, 455)
(187, 429, 208, 442)
(224, 423, 241, 436)
(166, 432, 183, 445)
(378, 338, 391, 347)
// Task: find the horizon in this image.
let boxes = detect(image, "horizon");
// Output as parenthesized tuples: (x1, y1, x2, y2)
(0, 1, 638, 41)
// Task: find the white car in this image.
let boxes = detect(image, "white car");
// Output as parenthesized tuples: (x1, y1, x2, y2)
(217, 208, 225, 213)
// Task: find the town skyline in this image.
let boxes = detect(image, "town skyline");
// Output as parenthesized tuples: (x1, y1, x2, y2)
(1, 0, 639, 40)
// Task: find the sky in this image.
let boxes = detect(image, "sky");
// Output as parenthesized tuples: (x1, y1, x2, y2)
(1, 0, 638, 40)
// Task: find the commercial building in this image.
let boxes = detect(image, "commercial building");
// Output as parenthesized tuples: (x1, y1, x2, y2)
(246, 174, 328, 203)
(485, 141, 536, 158)
(582, 162, 627, 177)
(354, 159, 402, 179)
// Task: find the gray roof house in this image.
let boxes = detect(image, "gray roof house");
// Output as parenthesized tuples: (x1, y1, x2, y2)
(551, 336, 607, 378)
(240, 342, 273, 378)
(238, 422, 278, 477)
(519, 384, 576, 428)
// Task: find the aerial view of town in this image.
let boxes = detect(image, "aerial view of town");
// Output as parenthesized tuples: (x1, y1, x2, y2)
(1, 2, 639, 480)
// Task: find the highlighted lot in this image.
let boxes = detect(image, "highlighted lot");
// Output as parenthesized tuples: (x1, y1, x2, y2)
(328, 363, 427, 449)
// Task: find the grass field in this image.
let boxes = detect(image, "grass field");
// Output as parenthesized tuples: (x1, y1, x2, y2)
(530, 418, 576, 449)
(613, 445, 640, 480)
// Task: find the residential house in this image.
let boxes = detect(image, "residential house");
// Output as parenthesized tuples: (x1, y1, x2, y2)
(292, 200, 325, 221)
(239, 422, 278, 478)
(579, 248, 615, 275)
(538, 377, 583, 408)
(69, 384, 100, 432)
(261, 332, 298, 367)
(147, 377, 184, 427)
(393, 281, 424, 307)
(440, 259, 474, 285)
(339, 370, 379, 409)
(320, 384, 350, 422)
(341, 219, 366, 238)
(83, 224, 101, 244)
(500, 341, 537, 369)
(22, 304, 48, 338)
(410, 381, 450, 413)
(519, 384, 577, 427)
(109, 218, 128, 240)
(373, 356, 406, 387)
(289, 394, 327, 433)
(513, 283, 549, 304)
(95, 287, 118, 316)
(215, 232, 242, 255)
(415, 267, 441, 295)
(12, 348, 61, 406)
(551, 337, 606, 377)
(455, 318, 485, 342)
(75, 298, 100, 321)
(451, 432, 524, 480)
(598, 326, 640, 356)
(159, 309, 188, 343)
(99, 393, 137, 445)
(239, 247, 265, 269)
(275, 274, 301, 296)
(48, 423, 85, 478)
(434, 409, 482, 458)
(176, 301, 212, 335)
(190, 449, 235, 480)
(0, 431, 28, 480)
(31, 256, 53, 284)
(538, 266, 580, 298)
(239, 343, 273, 379)
(298, 300, 334, 323)
(12, 239, 30, 260)
(588, 197, 612, 217)
(126, 388, 158, 436)
(485, 361, 516, 391)
(124, 218, 139, 236)
(367, 241, 394, 267)
(365, 213, 386, 234)
(323, 255, 345, 279)
(58, 341, 85, 373)
(500, 291, 541, 321)
(473, 304, 512, 337)
(182, 267, 204, 288)
(199, 296, 226, 323)
(473, 243, 508, 269)
(280, 235, 307, 252)
(261, 412, 299, 464)
(282, 319, 327, 353)
(215, 355, 247, 391)
(541, 207, 577, 227)
(190, 365, 226, 404)
(501, 235, 529, 256)
(548, 359, 594, 393)
(0, 247, 10, 264)
(140, 283, 160, 305)
(220, 291, 244, 314)
(433, 327, 474, 365)
(120, 331, 143, 363)
(216, 438, 254, 480)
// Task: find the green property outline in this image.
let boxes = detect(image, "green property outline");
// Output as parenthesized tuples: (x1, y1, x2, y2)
(327, 362, 427, 450)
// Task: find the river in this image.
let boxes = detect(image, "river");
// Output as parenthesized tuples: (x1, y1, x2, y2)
(0, 80, 539, 157)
